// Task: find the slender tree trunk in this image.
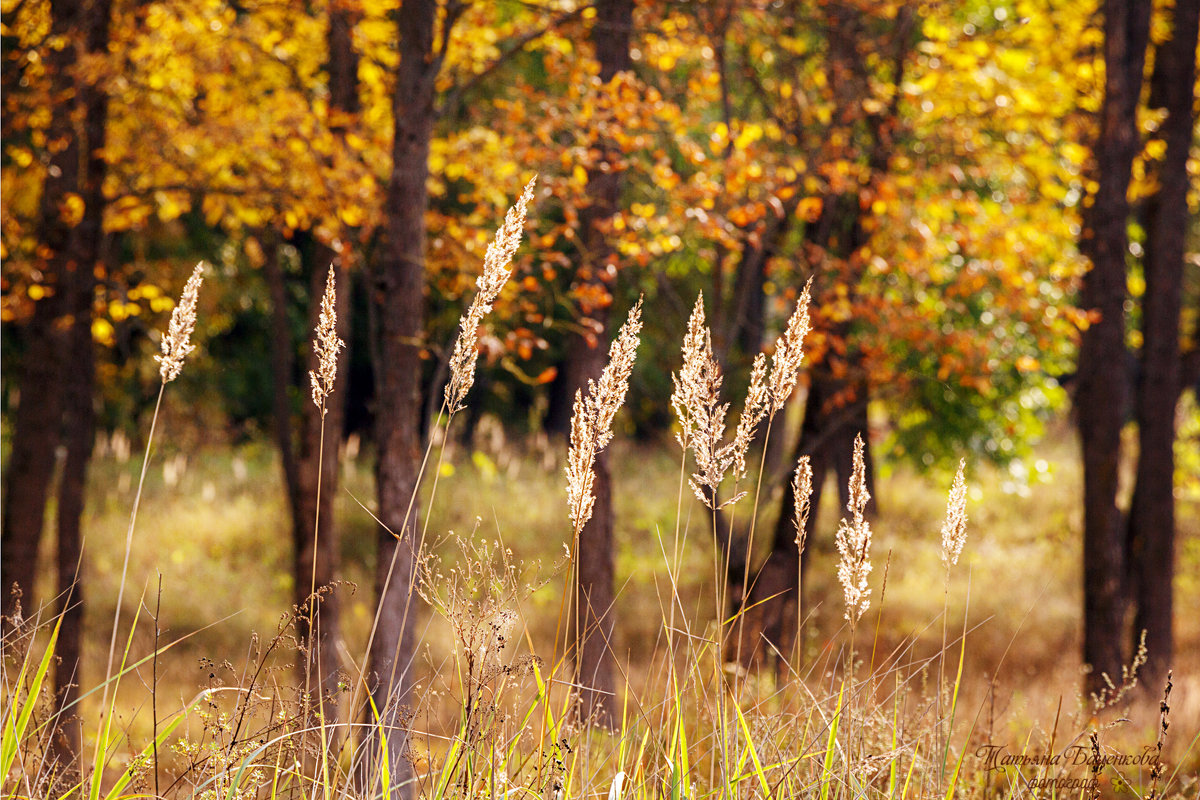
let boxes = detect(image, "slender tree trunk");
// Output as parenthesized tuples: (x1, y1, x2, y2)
(726, 0, 906, 675)
(0, 0, 107, 696)
(1, 0, 87, 626)
(52, 273, 95, 765)
(367, 0, 439, 787)
(737, 195, 876, 668)
(726, 205, 794, 360)
(265, 1, 361, 717)
(1127, 0, 1198, 690)
(569, 0, 632, 731)
(1076, 0, 1150, 696)
(54, 0, 110, 764)
(707, 198, 801, 617)
(265, 235, 302, 519)
(737, 367, 872, 666)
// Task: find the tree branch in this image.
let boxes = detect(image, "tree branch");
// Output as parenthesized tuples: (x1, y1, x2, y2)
(437, 4, 587, 120)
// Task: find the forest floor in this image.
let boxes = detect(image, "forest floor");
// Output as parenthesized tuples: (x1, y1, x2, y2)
(22, 411, 1200, 791)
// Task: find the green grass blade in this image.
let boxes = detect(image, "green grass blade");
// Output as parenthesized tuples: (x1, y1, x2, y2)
(818, 684, 843, 800)
(104, 709, 188, 800)
(943, 617, 969, 799)
(90, 602, 142, 800)
(1, 618, 61, 787)
(733, 701, 772, 798)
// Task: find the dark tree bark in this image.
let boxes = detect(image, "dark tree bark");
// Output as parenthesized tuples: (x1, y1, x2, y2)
(707, 198, 802, 624)
(730, 364, 873, 671)
(273, 0, 361, 714)
(0, 0, 114, 766)
(722, 2, 909, 671)
(266, 235, 302, 521)
(366, 0, 444, 788)
(570, 0, 633, 732)
(720, 192, 802, 365)
(1126, 0, 1198, 690)
(51, 270, 96, 765)
(61, 1, 110, 771)
(1, 0, 87, 626)
(1076, 0, 1151, 696)
(733, 197, 877, 671)
(50, 0, 110, 761)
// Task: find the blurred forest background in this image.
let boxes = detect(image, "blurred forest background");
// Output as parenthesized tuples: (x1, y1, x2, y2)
(2, 0, 1199, 785)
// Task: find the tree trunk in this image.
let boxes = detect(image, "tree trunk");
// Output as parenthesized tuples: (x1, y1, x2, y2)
(1, 0, 88, 626)
(51, 269, 96, 766)
(1076, 0, 1150, 696)
(366, 0, 439, 788)
(707, 197, 802, 624)
(732, 367, 872, 671)
(51, 0, 109, 750)
(726, 203, 794, 361)
(733, 194, 877, 668)
(265, 234, 302, 522)
(1126, 0, 1197, 690)
(724, 0, 905, 674)
(259, 0, 364, 739)
(569, 0, 632, 731)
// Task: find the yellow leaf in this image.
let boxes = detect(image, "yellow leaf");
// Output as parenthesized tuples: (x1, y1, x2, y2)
(61, 193, 85, 226)
(92, 317, 115, 346)
(797, 197, 823, 222)
(244, 236, 266, 267)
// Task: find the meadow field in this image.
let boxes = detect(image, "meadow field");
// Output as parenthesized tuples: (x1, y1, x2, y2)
(7, 403, 1199, 798)
(7, 0, 1200, 795)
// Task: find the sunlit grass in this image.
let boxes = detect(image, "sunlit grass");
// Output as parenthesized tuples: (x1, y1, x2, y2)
(10, 411, 1199, 797)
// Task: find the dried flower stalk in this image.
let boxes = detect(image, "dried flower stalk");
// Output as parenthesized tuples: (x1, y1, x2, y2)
(836, 433, 872, 624)
(670, 294, 713, 453)
(671, 295, 736, 508)
(671, 293, 773, 508)
(445, 176, 537, 413)
(156, 262, 205, 383)
(768, 278, 813, 414)
(566, 299, 643, 531)
(792, 455, 813, 554)
(309, 266, 344, 414)
(731, 353, 768, 478)
(940, 458, 968, 569)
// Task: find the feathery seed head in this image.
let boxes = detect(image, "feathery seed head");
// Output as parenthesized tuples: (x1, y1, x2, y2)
(156, 262, 205, 383)
(566, 390, 597, 530)
(672, 292, 764, 508)
(730, 353, 769, 479)
(940, 458, 968, 569)
(792, 455, 813, 554)
(445, 175, 537, 413)
(836, 433, 872, 624)
(309, 265, 344, 414)
(673, 294, 736, 509)
(769, 278, 812, 414)
(671, 294, 709, 452)
(565, 299, 643, 532)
